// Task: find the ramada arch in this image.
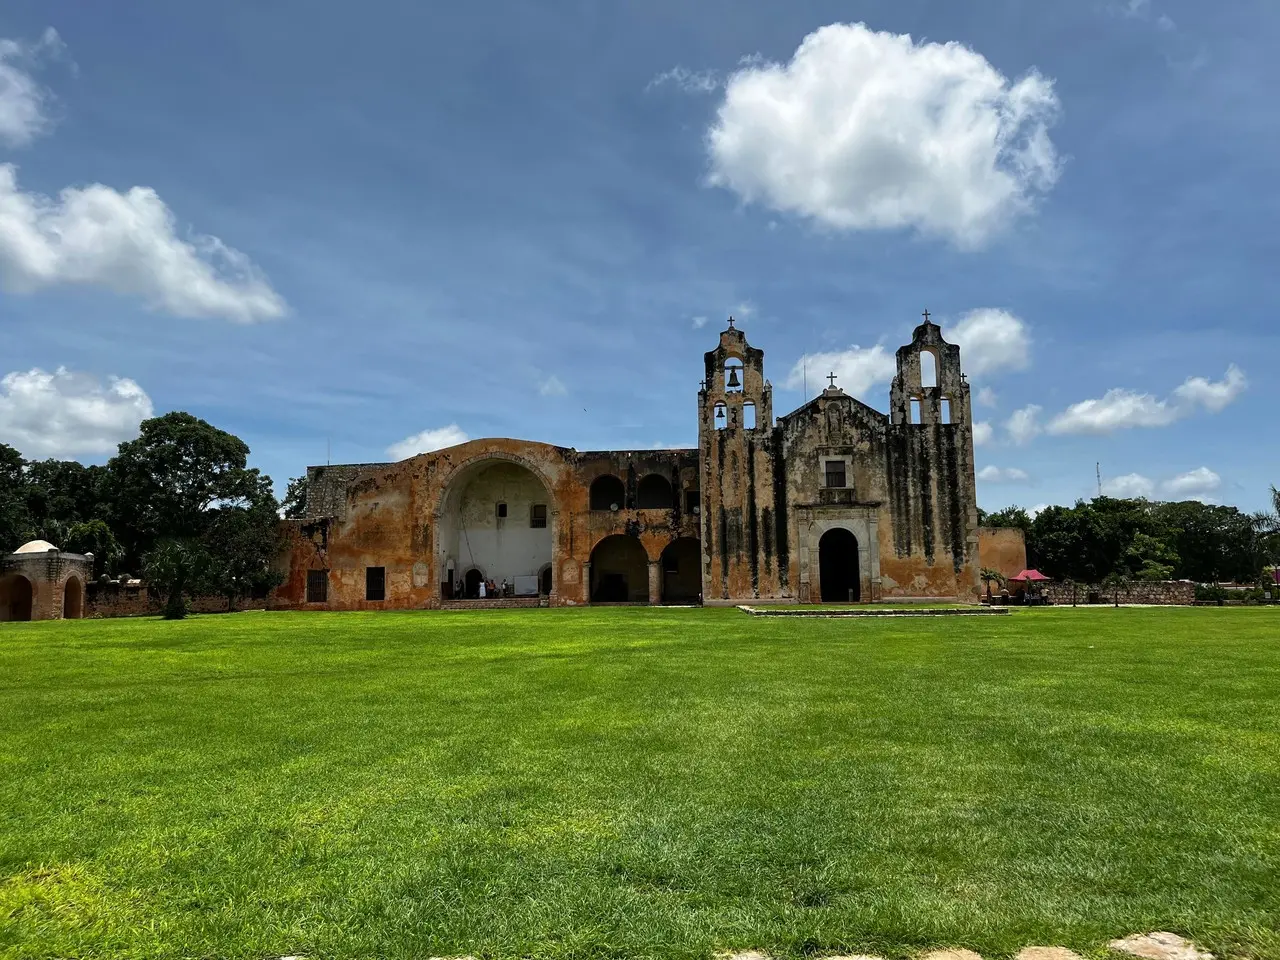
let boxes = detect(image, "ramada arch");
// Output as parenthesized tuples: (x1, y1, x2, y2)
(0, 573, 33, 622)
(435, 453, 557, 600)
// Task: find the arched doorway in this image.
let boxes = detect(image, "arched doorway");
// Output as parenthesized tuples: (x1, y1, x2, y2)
(539, 564, 553, 597)
(660, 538, 701, 604)
(818, 528, 861, 603)
(63, 576, 84, 619)
(0, 573, 34, 622)
(590, 535, 649, 603)
(438, 457, 554, 602)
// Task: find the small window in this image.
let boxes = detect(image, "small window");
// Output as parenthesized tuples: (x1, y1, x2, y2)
(366, 566, 386, 602)
(910, 398, 922, 424)
(496, 502, 508, 519)
(940, 398, 952, 424)
(920, 350, 937, 389)
(685, 489, 700, 514)
(306, 569, 328, 603)
(824, 460, 847, 489)
(743, 401, 756, 429)
(530, 503, 548, 528)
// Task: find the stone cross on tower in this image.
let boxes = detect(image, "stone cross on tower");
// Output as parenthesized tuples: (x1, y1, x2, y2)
(827, 371, 838, 388)
(922, 309, 931, 323)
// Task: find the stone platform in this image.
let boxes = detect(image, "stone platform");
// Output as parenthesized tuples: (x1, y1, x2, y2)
(738, 605, 1009, 618)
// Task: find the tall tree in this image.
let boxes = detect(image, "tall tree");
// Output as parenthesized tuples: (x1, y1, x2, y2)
(281, 476, 309, 520)
(0, 443, 32, 552)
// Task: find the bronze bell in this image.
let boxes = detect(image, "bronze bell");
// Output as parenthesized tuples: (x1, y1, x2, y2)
(726, 366, 742, 389)
(716, 405, 726, 419)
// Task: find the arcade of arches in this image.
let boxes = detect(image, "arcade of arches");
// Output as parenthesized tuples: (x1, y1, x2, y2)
(588, 535, 703, 604)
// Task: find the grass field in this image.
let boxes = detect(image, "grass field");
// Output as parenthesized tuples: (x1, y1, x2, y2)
(1, 608, 1277, 960)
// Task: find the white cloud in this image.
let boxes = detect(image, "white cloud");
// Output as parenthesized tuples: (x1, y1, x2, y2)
(387, 425, 469, 461)
(0, 27, 63, 147)
(0, 366, 153, 458)
(691, 315, 709, 329)
(732, 301, 756, 320)
(1027, 503, 1050, 519)
(646, 65, 720, 94)
(0, 163, 288, 322)
(706, 22, 1062, 248)
(976, 386, 998, 407)
(1172, 365, 1247, 412)
(784, 345, 896, 396)
(977, 465, 1030, 483)
(538, 374, 567, 397)
(1102, 472, 1156, 499)
(972, 420, 994, 446)
(1005, 404, 1042, 445)
(944, 308, 1031, 377)
(1162, 466, 1221, 501)
(1049, 366, 1246, 435)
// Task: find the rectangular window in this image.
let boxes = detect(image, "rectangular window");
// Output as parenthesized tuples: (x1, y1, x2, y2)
(306, 569, 328, 603)
(910, 398, 922, 424)
(824, 461, 847, 489)
(685, 489, 701, 514)
(366, 566, 386, 602)
(530, 503, 547, 528)
(496, 502, 508, 519)
(940, 398, 952, 424)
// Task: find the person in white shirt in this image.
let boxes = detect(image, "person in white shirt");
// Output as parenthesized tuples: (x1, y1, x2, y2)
(478, 579, 486, 599)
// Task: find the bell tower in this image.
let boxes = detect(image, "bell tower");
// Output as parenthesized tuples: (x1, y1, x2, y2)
(698, 318, 776, 600)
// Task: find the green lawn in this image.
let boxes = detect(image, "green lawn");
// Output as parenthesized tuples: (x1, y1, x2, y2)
(1, 608, 1277, 960)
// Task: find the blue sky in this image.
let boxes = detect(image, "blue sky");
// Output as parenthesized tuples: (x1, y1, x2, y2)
(0, 0, 1275, 513)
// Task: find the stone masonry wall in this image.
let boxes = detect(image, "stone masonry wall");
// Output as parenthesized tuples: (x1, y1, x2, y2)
(1041, 580, 1195, 606)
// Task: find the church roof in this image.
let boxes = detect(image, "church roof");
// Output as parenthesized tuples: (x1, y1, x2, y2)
(13, 539, 58, 554)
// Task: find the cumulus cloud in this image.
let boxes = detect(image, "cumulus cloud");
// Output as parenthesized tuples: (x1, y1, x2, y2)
(0, 27, 64, 147)
(944, 308, 1031, 377)
(646, 65, 720, 94)
(691, 315, 709, 329)
(1102, 473, 1156, 499)
(977, 465, 1030, 483)
(1172, 365, 1247, 412)
(784, 344, 896, 396)
(1162, 466, 1221, 501)
(387, 424, 469, 461)
(538, 374, 567, 397)
(0, 164, 288, 322)
(706, 22, 1062, 248)
(1049, 366, 1246, 435)
(0, 366, 153, 458)
(972, 420, 994, 446)
(1005, 404, 1042, 445)
(976, 386, 998, 408)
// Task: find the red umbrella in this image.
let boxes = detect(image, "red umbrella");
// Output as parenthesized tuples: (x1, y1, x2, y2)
(1009, 569, 1051, 582)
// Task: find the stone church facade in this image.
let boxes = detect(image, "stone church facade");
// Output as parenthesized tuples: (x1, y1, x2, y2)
(272, 316, 980, 609)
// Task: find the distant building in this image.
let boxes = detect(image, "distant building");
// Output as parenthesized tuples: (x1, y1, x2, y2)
(273, 316, 980, 609)
(0, 540, 92, 622)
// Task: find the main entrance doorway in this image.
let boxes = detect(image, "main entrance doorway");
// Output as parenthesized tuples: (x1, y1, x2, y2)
(818, 528, 861, 602)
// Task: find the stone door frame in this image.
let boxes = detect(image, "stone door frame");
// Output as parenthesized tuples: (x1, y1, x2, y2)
(794, 504, 882, 603)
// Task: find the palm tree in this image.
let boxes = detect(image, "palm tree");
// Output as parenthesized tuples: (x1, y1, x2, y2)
(980, 568, 1006, 602)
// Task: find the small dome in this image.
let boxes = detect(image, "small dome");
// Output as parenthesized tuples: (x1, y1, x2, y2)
(14, 539, 58, 554)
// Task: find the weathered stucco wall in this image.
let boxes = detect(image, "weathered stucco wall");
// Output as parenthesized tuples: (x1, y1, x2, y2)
(273, 317, 981, 609)
(978, 527, 1028, 580)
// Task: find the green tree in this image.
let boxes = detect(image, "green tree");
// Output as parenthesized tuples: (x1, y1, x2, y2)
(979, 567, 1006, 601)
(281, 475, 309, 520)
(1125, 532, 1179, 581)
(24, 459, 110, 531)
(0, 443, 33, 551)
(203, 473, 285, 610)
(143, 538, 210, 620)
(64, 519, 123, 579)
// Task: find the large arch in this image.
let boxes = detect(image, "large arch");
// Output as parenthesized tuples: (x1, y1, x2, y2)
(818, 528, 861, 603)
(589, 535, 649, 603)
(637, 474, 674, 510)
(63, 576, 84, 620)
(589, 474, 625, 511)
(437, 457, 554, 600)
(660, 537, 701, 604)
(0, 573, 33, 622)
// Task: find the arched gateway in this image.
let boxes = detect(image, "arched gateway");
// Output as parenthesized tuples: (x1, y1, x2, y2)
(818, 528, 861, 603)
(437, 457, 555, 600)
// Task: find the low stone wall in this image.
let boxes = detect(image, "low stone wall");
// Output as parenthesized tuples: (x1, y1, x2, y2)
(86, 585, 269, 618)
(1041, 580, 1195, 606)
